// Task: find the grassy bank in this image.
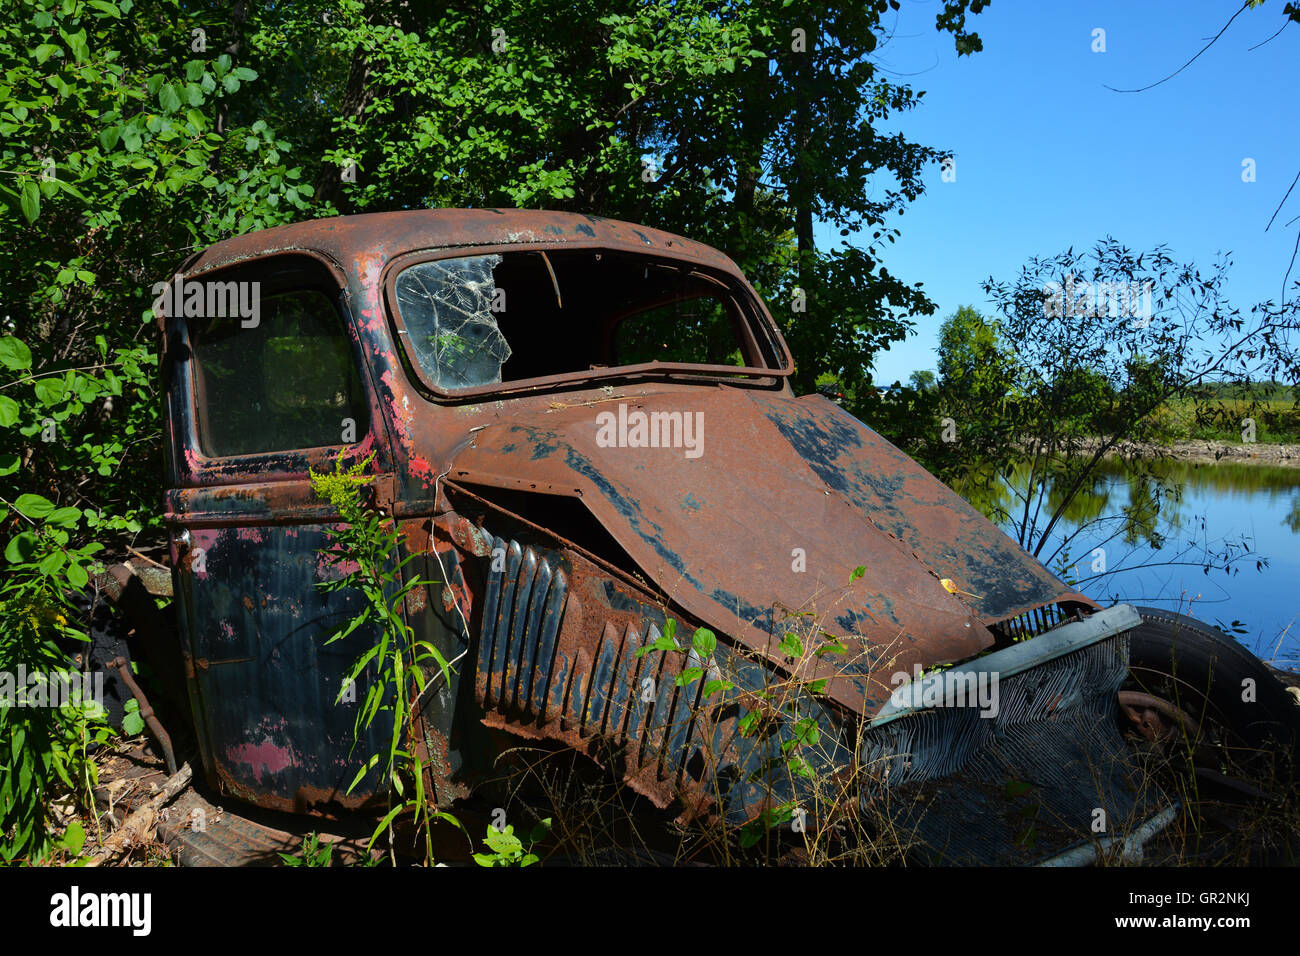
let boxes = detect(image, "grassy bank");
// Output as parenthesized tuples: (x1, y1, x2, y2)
(1150, 388, 1299, 446)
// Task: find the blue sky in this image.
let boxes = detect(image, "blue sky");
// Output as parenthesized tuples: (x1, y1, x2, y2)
(827, 0, 1300, 385)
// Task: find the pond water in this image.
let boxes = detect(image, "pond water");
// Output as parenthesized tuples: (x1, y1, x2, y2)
(983, 458, 1300, 669)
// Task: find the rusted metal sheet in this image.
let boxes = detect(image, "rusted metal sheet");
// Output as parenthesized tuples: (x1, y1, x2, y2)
(436, 506, 849, 821)
(175, 209, 750, 288)
(440, 388, 1070, 715)
(170, 519, 394, 814)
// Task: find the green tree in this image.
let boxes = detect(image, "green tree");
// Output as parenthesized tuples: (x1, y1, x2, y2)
(908, 369, 936, 392)
(229, 0, 989, 396)
(930, 240, 1300, 581)
(0, 0, 313, 541)
(936, 305, 1016, 401)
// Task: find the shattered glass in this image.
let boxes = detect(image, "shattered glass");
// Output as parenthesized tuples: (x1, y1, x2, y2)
(395, 255, 512, 389)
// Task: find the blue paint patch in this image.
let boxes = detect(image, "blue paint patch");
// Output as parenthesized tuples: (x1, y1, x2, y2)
(575, 224, 596, 238)
(706, 587, 774, 636)
(561, 446, 692, 582)
(505, 424, 561, 460)
(681, 492, 702, 512)
(560, 444, 785, 645)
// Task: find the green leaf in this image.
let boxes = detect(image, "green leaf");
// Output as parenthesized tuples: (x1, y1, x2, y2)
(34, 43, 61, 64)
(121, 709, 144, 735)
(46, 506, 81, 528)
(674, 666, 704, 687)
(0, 337, 32, 371)
(850, 565, 866, 582)
(814, 638, 848, 658)
(15, 494, 54, 519)
(158, 83, 181, 113)
(793, 718, 820, 746)
(0, 453, 19, 475)
(4, 532, 38, 563)
(65, 562, 88, 588)
(528, 818, 551, 843)
(34, 377, 66, 406)
(38, 550, 66, 575)
(779, 632, 803, 657)
(366, 804, 408, 850)
(691, 627, 716, 657)
(20, 180, 39, 223)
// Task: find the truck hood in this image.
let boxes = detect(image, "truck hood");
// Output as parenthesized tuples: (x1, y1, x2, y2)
(444, 388, 1089, 705)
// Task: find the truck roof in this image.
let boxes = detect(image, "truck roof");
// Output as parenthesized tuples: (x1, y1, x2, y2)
(177, 208, 743, 280)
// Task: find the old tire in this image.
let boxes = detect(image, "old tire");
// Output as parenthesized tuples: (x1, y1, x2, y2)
(1124, 606, 1300, 765)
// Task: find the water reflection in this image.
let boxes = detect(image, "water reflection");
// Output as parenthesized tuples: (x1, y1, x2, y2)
(961, 458, 1300, 666)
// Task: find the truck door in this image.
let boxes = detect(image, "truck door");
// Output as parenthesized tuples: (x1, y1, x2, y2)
(162, 252, 394, 813)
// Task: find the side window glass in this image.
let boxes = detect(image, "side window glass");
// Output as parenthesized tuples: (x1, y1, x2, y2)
(190, 286, 368, 457)
(394, 256, 512, 390)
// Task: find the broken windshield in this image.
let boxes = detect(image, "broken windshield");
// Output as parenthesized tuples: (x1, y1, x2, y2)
(391, 249, 778, 394)
(393, 255, 513, 390)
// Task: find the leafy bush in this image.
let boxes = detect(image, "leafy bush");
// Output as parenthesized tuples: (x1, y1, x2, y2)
(0, 504, 112, 863)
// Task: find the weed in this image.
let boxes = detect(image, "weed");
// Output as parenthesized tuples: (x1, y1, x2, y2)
(278, 832, 335, 868)
(309, 453, 466, 865)
(473, 818, 551, 867)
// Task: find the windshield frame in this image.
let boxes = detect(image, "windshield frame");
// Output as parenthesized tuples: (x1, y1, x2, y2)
(382, 243, 794, 401)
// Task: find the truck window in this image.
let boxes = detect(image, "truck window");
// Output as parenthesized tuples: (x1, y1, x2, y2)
(189, 287, 368, 457)
(393, 255, 512, 390)
(391, 250, 763, 392)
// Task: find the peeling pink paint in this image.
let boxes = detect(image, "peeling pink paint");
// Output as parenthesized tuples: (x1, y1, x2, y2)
(188, 527, 223, 580)
(380, 369, 414, 441)
(225, 738, 297, 779)
(352, 431, 376, 456)
(314, 548, 360, 580)
(357, 257, 382, 295)
(410, 454, 435, 486)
